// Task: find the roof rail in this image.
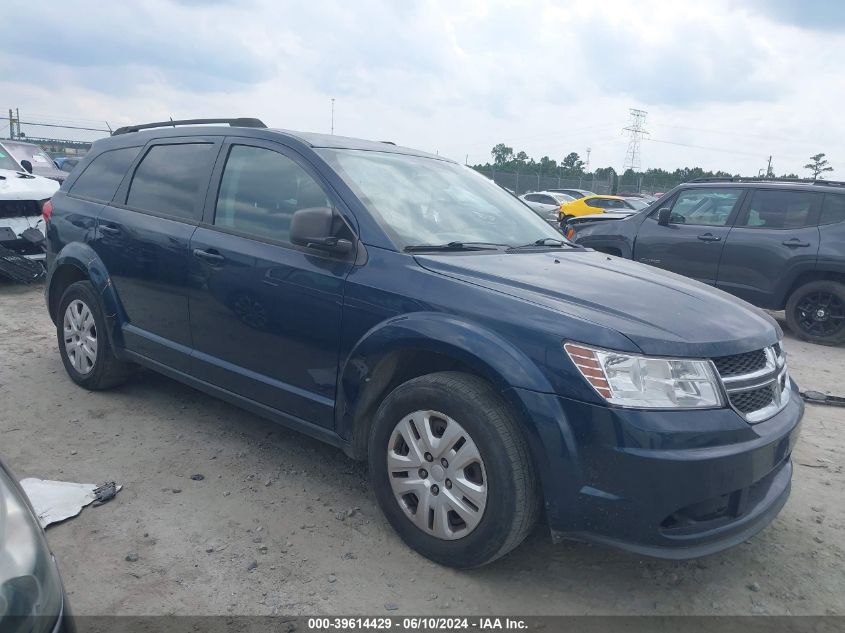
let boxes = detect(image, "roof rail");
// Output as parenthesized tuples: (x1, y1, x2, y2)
(112, 118, 267, 136)
(689, 176, 845, 188)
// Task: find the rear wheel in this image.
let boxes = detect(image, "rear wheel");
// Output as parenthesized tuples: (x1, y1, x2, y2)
(368, 372, 540, 568)
(57, 281, 131, 389)
(785, 280, 845, 345)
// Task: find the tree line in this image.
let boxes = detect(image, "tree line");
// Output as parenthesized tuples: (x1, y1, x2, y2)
(475, 143, 834, 186)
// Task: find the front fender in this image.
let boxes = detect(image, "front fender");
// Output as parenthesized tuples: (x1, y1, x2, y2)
(336, 312, 581, 514)
(340, 312, 556, 409)
(575, 233, 633, 258)
(48, 242, 126, 350)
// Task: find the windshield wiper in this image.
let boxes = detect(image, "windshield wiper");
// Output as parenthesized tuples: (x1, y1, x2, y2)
(507, 238, 577, 251)
(404, 241, 504, 252)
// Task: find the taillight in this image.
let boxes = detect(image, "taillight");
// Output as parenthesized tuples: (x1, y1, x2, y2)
(41, 199, 53, 223)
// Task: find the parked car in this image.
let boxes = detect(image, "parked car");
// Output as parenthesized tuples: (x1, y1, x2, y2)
(0, 140, 67, 183)
(622, 197, 651, 210)
(0, 456, 76, 633)
(519, 191, 574, 224)
(572, 178, 845, 345)
(0, 160, 58, 282)
(546, 187, 595, 199)
(45, 119, 802, 567)
(559, 194, 636, 220)
(53, 156, 82, 173)
(562, 211, 636, 240)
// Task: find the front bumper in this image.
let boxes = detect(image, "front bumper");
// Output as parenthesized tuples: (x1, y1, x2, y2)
(513, 381, 803, 558)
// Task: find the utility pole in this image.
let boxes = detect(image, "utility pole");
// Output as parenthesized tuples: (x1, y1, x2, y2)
(766, 155, 774, 178)
(8, 108, 21, 140)
(330, 98, 335, 135)
(622, 108, 648, 172)
(585, 147, 592, 172)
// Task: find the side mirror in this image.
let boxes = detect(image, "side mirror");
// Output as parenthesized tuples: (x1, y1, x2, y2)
(20, 159, 33, 174)
(657, 207, 672, 226)
(290, 206, 353, 255)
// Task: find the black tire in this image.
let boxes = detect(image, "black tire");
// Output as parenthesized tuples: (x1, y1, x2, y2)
(368, 372, 540, 568)
(57, 281, 131, 389)
(785, 280, 845, 346)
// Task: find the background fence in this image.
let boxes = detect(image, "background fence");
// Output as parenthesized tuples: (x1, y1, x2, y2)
(475, 167, 686, 197)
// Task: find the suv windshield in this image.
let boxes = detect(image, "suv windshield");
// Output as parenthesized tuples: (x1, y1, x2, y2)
(318, 149, 562, 249)
(2, 141, 55, 169)
(0, 147, 21, 171)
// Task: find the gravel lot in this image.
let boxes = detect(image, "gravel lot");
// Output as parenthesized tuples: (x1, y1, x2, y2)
(1, 281, 843, 616)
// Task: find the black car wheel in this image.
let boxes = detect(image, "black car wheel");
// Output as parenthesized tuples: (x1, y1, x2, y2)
(368, 372, 540, 568)
(785, 280, 845, 346)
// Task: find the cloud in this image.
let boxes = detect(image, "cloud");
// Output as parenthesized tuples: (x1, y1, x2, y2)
(744, 0, 845, 31)
(574, 10, 778, 106)
(0, 0, 844, 176)
(0, 0, 272, 93)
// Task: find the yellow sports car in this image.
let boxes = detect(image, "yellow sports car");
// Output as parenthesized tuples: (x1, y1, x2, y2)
(559, 195, 636, 220)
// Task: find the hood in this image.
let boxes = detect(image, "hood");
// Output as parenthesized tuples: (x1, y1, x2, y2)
(570, 211, 635, 224)
(0, 169, 60, 201)
(415, 250, 780, 357)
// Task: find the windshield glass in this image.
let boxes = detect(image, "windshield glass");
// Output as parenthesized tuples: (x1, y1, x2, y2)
(318, 149, 562, 249)
(3, 141, 55, 169)
(0, 147, 21, 171)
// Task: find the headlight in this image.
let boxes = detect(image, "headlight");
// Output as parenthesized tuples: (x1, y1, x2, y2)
(565, 343, 723, 409)
(0, 464, 63, 632)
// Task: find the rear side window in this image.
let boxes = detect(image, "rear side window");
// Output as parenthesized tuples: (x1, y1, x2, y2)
(214, 145, 331, 244)
(740, 190, 818, 229)
(820, 193, 845, 225)
(69, 147, 141, 202)
(127, 143, 215, 220)
(587, 198, 624, 209)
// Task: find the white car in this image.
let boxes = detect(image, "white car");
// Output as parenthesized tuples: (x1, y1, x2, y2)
(519, 191, 575, 224)
(0, 162, 59, 281)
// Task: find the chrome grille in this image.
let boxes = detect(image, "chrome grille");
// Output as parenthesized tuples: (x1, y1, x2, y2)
(713, 350, 767, 377)
(730, 385, 775, 414)
(713, 345, 789, 423)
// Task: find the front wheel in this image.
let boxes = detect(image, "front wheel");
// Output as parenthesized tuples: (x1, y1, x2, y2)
(368, 372, 540, 568)
(785, 280, 845, 345)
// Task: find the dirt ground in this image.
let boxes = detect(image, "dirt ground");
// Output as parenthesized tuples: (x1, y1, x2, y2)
(0, 281, 843, 616)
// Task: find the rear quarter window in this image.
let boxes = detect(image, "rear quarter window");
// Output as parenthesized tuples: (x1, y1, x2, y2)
(820, 193, 845, 225)
(69, 146, 142, 203)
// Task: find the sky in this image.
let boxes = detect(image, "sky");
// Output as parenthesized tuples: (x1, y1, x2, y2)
(1, 0, 843, 177)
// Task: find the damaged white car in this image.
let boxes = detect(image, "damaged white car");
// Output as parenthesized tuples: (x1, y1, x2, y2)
(0, 153, 59, 283)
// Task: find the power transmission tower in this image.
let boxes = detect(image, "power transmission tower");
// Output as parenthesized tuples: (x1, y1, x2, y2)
(622, 108, 648, 172)
(8, 108, 21, 140)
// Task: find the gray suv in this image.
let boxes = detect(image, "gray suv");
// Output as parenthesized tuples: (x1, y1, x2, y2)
(570, 178, 845, 345)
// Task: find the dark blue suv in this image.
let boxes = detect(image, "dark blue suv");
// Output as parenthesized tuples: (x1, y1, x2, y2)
(44, 119, 803, 567)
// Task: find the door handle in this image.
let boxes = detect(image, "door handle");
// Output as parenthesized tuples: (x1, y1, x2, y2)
(99, 225, 120, 235)
(782, 239, 811, 248)
(697, 234, 722, 242)
(192, 248, 225, 264)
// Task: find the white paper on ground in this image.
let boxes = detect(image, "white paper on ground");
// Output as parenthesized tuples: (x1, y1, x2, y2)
(19, 478, 120, 528)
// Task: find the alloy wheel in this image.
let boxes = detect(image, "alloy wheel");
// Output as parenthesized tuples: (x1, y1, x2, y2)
(796, 291, 845, 338)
